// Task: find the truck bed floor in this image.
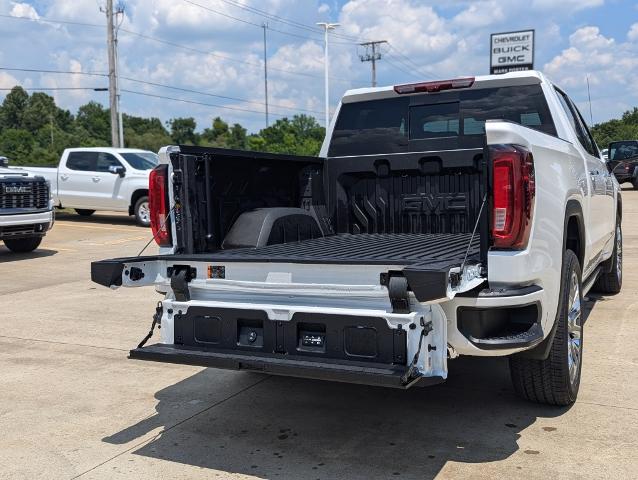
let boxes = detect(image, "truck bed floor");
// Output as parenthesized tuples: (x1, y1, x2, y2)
(207, 233, 479, 265)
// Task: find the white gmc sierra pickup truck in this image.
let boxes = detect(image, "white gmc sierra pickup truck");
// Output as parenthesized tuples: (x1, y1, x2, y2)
(0, 157, 54, 253)
(91, 71, 622, 405)
(24, 147, 159, 226)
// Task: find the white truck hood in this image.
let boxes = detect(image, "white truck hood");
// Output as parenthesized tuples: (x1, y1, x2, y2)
(0, 166, 31, 178)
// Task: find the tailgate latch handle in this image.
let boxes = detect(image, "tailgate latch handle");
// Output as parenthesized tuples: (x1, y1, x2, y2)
(168, 266, 196, 302)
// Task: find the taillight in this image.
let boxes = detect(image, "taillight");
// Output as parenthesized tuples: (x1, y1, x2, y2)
(149, 164, 172, 247)
(490, 144, 535, 249)
(394, 77, 475, 94)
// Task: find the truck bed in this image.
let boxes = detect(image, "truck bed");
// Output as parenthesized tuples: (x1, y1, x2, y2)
(204, 233, 479, 265)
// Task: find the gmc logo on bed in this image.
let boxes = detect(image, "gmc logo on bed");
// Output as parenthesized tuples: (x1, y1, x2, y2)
(401, 193, 467, 214)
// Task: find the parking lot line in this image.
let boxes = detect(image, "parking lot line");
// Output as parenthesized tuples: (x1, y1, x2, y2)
(55, 222, 140, 233)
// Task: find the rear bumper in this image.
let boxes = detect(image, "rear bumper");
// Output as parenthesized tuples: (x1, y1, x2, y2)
(130, 343, 444, 389)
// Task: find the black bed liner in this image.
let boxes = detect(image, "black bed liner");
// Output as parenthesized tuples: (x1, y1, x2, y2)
(204, 232, 479, 265)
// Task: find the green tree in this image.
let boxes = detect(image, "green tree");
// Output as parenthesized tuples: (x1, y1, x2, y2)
(0, 86, 29, 130)
(169, 117, 198, 144)
(0, 128, 34, 163)
(76, 102, 111, 144)
(249, 114, 324, 155)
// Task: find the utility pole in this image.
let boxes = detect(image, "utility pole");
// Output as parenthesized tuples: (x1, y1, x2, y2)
(316, 22, 339, 129)
(115, 7, 124, 147)
(262, 22, 269, 128)
(359, 40, 387, 87)
(105, 0, 119, 147)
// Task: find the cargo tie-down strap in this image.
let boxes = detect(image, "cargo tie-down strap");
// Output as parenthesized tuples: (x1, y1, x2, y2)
(137, 302, 163, 349)
(400, 318, 434, 386)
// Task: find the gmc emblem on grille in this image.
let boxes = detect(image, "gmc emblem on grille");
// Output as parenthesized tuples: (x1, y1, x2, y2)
(402, 193, 467, 214)
(3, 185, 32, 194)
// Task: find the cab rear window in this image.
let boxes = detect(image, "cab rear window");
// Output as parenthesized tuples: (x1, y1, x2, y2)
(329, 84, 556, 156)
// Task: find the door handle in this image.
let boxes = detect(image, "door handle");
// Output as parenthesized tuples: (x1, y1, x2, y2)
(60, 174, 69, 181)
(92, 176, 101, 183)
(589, 170, 599, 176)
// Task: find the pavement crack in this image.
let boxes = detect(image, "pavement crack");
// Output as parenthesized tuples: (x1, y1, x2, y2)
(0, 335, 129, 353)
(69, 375, 272, 479)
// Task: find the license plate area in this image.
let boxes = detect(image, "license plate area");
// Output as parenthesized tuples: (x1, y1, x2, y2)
(173, 307, 407, 365)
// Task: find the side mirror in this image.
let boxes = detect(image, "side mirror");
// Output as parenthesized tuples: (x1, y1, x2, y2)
(0, 156, 9, 167)
(109, 165, 126, 177)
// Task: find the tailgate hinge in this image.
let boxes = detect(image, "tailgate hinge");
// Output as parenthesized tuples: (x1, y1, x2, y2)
(168, 266, 196, 302)
(387, 275, 410, 314)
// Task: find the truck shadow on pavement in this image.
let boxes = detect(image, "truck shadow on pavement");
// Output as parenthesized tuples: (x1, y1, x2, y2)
(102, 296, 602, 479)
(55, 211, 143, 227)
(103, 350, 583, 479)
(0, 248, 57, 262)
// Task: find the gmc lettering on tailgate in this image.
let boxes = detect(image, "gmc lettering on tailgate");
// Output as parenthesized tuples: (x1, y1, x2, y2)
(401, 193, 468, 214)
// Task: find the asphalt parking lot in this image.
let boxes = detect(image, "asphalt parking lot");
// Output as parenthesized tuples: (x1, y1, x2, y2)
(1, 194, 637, 480)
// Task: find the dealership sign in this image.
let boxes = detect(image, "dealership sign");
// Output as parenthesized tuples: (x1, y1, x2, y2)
(490, 30, 534, 74)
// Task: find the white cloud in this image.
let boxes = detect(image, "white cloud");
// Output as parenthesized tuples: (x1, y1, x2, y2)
(453, 1, 505, 28)
(0, 71, 20, 88)
(9, 2, 38, 20)
(531, 0, 604, 11)
(628, 23, 638, 42)
(318, 3, 330, 14)
(543, 25, 638, 122)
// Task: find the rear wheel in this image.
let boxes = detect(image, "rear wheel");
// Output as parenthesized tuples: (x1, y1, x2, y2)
(593, 218, 622, 294)
(3, 236, 43, 253)
(75, 209, 95, 216)
(509, 249, 583, 406)
(134, 196, 150, 227)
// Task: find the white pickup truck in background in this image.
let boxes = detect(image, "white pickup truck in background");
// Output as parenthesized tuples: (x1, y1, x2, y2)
(0, 157, 54, 253)
(23, 147, 158, 226)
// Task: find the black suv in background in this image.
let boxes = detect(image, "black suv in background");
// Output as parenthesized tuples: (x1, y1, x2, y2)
(608, 140, 638, 188)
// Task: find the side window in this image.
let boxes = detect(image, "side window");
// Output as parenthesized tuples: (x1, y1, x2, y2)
(569, 99, 600, 157)
(66, 152, 97, 171)
(555, 89, 597, 157)
(95, 153, 122, 172)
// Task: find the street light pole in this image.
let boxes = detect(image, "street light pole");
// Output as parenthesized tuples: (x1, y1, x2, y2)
(316, 22, 339, 129)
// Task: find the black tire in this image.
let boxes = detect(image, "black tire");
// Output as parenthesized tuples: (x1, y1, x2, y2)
(3, 236, 43, 253)
(134, 195, 150, 227)
(593, 218, 622, 294)
(75, 209, 95, 216)
(509, 250, 583, 406)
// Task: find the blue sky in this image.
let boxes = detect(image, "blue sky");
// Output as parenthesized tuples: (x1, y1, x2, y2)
(1, 0, 637, 134)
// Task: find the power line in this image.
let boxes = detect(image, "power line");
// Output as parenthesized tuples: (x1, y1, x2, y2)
(0, 67, 324, 115)
(212, 0, 370, 44)
(119, 76, 324, 115)
(386, 42, 434, 80)
(383, 56, 423, 81)
(120, 89, 295, 118)
(0, 87, 107, 91)
(0, 66, 107, 76)
(0, 13, 364, 85)
(181, 0, 357, 45)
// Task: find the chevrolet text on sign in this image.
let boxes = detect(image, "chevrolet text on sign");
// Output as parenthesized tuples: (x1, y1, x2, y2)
(490, 30, 534, 74)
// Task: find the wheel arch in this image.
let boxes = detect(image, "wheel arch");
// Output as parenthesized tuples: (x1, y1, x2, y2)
(564, 200, 585, 270)
(129, 189, 149, 215)
(518, 200, 585, 361)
